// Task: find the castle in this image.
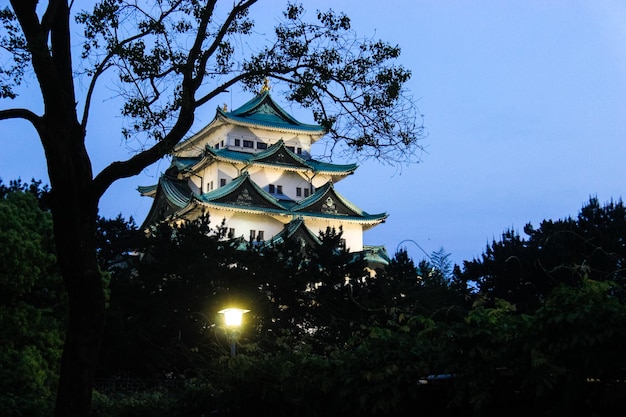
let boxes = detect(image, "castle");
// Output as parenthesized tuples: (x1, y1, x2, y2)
(138, 81, 389, 265)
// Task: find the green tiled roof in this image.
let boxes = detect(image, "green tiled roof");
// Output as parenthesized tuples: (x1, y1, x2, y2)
(171, 156, 201, 171)
(137, 184, 158, 196)
(362, 245, 391, 266)
(160, 176, 193, 208)
(268, 218, 322, 246)
(136, 177, 191, 207)
(216, 91, 325, 134)
(306, 159, 357, 175)
(199, 171, 287, 211)
(292, 181, 387, 221)
(205, 147, 249, 163)
(250, 140, 312, 169)
(137, 176, 193, 230)
(203, 143, 357, 175)
(147, 173, 385, 225)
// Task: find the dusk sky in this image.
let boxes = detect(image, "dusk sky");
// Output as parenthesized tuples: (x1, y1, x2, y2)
(1, 1, 625, 266)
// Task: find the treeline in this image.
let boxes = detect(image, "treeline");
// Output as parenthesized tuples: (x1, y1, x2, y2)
(2, 179, 626, 416)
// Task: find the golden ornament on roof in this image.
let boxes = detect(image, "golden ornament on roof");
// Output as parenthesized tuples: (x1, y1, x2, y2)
(260, 77, 271, 93)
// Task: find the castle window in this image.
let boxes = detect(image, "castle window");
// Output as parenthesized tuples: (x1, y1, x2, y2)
(286, 146, 295, 152)
(220, 178, 226, 187)
(257, 230, 264, 241)
(228, 228, 235, 238)
(257, 142, 268, 150)
(269, 184, 275, 193)
(296, 147, 302, 154)
(296, 187, 302, 197)
(277, 185, 283, 194)
(243, 140, 254, 148)
(249, 229, 256, 241)
(304, 188, 310, 197)
(234, 139, 241, 146)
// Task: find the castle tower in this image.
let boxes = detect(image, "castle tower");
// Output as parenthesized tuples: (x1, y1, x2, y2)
(138, 85, 388, 258)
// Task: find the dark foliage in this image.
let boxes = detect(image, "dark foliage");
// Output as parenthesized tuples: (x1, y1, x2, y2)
(0, 179, 65, 417)
(6, 184, 626, 416)
(456, 197, 626, 313)
(98, 217, 375, 377)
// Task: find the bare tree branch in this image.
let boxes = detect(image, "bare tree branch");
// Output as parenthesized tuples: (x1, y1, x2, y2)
(0, 107, 42, 129)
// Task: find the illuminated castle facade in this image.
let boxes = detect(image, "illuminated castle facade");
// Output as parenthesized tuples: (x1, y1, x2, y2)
(139, 83, 389, 262)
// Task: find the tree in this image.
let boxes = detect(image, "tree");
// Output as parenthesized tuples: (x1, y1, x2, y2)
(457, 198, 626, 313)
(429, 246, 453, 281)
(98, 221, 373, 373)
(95, 214, 139, 272)
(98, 214, 247, 378)
(367, 249, 469, 321)
(370, 249, 420, 315)
(524, 197, 626, 294)
(0, 2, 423, 415)
(411, 274, 626, 415)
(0, 179, 65, 416)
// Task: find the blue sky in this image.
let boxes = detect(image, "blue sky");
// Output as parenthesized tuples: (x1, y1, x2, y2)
(1, 1, 625, 265)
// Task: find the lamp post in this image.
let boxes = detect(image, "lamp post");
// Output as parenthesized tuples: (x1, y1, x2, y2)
(218, 307, 249, 357)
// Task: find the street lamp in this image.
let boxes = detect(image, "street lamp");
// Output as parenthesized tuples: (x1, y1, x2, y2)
(218, 307, 249, 356)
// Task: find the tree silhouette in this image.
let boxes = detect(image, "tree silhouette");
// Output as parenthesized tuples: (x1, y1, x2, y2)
(457, 197, 626, 313)
(0, 2, 423, 414)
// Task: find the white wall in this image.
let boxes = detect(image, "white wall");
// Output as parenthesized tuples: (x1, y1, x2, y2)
(304, 218, 364, 252)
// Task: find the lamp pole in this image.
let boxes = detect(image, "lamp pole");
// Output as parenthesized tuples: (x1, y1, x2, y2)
(396, 239, 431, 260)
(218, 308, 249, 357)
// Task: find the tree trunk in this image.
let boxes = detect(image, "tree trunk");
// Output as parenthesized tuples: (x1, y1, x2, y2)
(39, 116, 105, 417)
(54, 250, 105, 417)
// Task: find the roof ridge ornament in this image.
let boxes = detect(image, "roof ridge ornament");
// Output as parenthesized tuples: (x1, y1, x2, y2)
(260, 77, 271, 93)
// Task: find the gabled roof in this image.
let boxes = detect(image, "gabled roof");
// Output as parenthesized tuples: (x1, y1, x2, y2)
(362, 245, 391, 266)
(138, 176, 193, 229)
(196, 176, 385, 225)
(268, 217, 322, 247)
(200, 140, 312, 172)
(171, 156, 202, 171)
(217, 90, 325, 135)
(198, 171, 287, 213)
(174, 89, 326, 154)
(198, 143, 357, 175)
(292, 181, 388, 223)
(250, 139, 312, 170)
(140, 174, 386, 227)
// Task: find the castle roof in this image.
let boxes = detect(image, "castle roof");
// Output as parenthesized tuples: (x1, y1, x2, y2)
(268, 217, 322, 247)
(140, 173, 386, 228)
(197, 171, 287, 213)
(361, 245, 391, 266)
(216, 90, 325, 135)
(175, 90, 326, 154)
(137, 176, 192, 229)
(170, 140, 357, 177)
(291, 181, 383, 221)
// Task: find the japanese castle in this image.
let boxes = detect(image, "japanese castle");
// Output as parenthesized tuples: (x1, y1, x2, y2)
(138, 81, 390, 265)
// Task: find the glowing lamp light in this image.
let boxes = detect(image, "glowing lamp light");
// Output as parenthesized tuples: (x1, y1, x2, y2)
(218, 307, 250, 357)
(218, 308, 249, 327)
